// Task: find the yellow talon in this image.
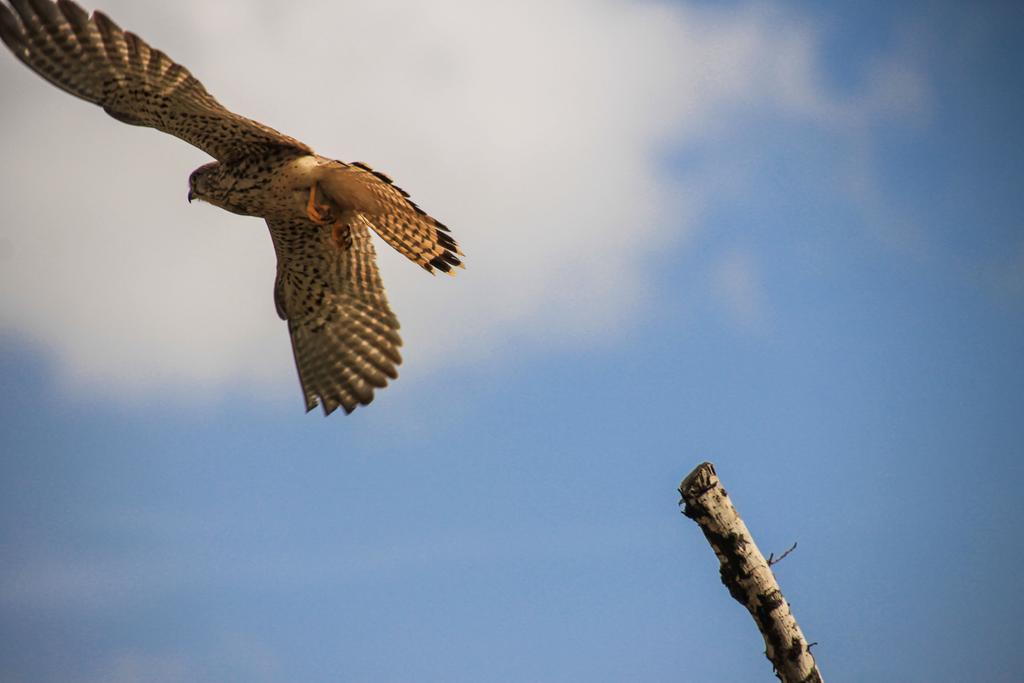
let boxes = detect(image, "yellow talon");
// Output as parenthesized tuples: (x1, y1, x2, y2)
(305, 182, 331, 224)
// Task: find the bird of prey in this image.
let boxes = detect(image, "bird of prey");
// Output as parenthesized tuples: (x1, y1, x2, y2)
(0, 0, 463, 415)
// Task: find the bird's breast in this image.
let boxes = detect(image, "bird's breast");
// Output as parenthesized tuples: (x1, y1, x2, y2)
(272, 154, 329, 217)
(219, 153, 324, 219)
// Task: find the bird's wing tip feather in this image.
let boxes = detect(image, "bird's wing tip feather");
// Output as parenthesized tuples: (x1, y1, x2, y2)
(0, 4, 26, 54)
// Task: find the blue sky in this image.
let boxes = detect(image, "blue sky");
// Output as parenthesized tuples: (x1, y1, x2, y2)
(1, 1, 1022, 681)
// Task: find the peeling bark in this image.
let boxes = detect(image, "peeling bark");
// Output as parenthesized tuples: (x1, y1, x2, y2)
(679, 462, 823, 683)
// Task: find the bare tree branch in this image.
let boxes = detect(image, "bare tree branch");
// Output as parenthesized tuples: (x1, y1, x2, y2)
(678, 462, 823, 683)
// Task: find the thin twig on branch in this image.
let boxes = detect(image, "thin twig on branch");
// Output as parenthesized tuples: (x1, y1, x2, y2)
(678, 462, 823, 683)
(768, 542, 798, 566)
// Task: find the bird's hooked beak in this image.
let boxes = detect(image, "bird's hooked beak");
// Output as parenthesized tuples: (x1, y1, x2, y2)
(187, 188, 196, 203)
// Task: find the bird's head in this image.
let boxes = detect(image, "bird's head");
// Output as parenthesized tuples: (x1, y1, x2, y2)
(187, 162, 223, 204)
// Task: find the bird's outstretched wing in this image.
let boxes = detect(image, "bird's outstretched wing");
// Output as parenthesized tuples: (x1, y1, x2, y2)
(268, 216, 402, 415)
(0, 0, 310, 160)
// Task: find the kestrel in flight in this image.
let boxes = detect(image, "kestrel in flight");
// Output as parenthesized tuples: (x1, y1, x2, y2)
(0, 0, 464, 415)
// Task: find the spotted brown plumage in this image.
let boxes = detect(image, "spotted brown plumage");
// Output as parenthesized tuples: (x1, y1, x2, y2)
(0, 0, 464, 415)
(268, 216, 401, 415)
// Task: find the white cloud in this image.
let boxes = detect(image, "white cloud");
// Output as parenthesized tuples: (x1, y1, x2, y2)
(0, 0, 925, 406)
